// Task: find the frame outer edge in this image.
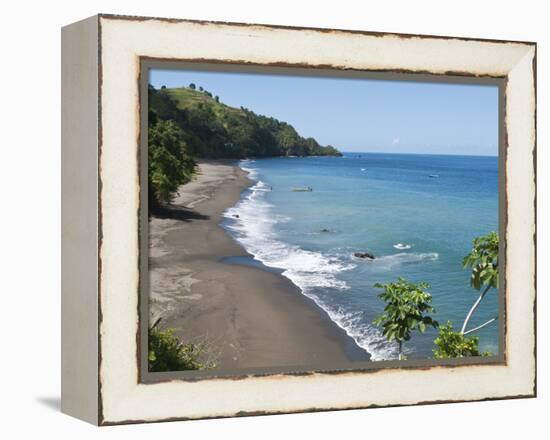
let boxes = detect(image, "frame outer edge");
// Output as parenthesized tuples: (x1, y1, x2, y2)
(61, 14, 101, 425)
(94, 15, 537, 424)
(531, 44, 537, 398)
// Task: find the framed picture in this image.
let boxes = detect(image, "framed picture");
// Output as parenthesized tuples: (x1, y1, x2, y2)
(61, 14, 536, 425)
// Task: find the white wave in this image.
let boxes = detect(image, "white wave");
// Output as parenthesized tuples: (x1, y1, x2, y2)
(393, 243, 412, 250)
(240, 159, 260, 179)
(324, 308, 400, 361)
(351, 251, 438, 267)
(370, 252, 439, 271)
(223, 178, 352, 291)
(240, 167, 258, 180)
(222, 160, 408, 360)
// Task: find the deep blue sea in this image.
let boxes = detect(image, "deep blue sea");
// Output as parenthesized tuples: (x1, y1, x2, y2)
(221, 153, 499, 360)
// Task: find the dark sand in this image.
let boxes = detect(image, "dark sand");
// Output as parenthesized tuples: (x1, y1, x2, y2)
(149, 160, 368, 370)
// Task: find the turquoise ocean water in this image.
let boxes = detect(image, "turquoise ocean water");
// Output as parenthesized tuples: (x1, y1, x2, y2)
(221, 153, 499, 360)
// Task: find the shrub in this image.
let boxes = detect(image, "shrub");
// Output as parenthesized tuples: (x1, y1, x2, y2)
(148, 325, 215, 372)
(433, 322, 492, 358)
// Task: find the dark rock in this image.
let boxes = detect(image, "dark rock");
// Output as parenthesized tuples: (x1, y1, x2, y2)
(233, 214, 240, 218)
(354, 252, 375, 260)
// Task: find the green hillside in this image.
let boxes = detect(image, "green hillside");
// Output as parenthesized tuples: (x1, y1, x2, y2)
(147, 84, 341, 207)
(149, 85, 342, 158)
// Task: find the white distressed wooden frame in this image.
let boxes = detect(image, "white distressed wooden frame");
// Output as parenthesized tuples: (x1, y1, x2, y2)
(61, 14, 536, 425)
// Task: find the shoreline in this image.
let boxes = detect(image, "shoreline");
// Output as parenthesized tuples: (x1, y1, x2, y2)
(149, 159, 369, 370)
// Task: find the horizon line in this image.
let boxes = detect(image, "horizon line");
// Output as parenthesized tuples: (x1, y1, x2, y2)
(340, 151, 498, 158)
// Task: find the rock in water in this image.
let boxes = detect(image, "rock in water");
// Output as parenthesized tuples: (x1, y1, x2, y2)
(354, 252, 375, 260)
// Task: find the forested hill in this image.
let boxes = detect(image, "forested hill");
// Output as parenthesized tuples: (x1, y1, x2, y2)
(148, 84, 342, 158)
(147, 84, 341, 207)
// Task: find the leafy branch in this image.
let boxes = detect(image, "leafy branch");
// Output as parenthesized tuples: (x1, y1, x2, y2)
(373, 277, 438, 359)
(460, 232, 499, 334)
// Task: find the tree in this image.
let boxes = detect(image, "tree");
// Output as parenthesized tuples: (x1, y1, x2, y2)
(215, 95, 220, 102)
(161, 85, 166, 90)
(199, 86, 204, 92)
(189, 83, 196, 89)
(148, 119, 195, 207)
(433, 322, 491, 358)
(460, 232, 499, 334)
(373, 277, 438, 359)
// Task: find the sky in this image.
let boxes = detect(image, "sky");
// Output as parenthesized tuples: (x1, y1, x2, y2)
(150, 68, 499, 156)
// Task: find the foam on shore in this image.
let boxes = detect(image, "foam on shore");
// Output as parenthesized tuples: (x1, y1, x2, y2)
(222, 160, 399, 360)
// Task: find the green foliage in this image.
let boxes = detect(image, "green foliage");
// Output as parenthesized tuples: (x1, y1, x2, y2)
(189, 83, 196, 90)
(322, 145, 341, 156)
(148, 119, 195, 207)
(463, 231, 499, 290)
(373, 277, 438, 355)
(148, 325, 215, 372)
(148, 84, 342, 159)
(433, 322, 492, 358)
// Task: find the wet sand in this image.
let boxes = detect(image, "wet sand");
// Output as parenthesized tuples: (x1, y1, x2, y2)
(149, 160, 367, 370)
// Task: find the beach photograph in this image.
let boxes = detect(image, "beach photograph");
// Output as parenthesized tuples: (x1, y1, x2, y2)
(146, 68, 500, 373)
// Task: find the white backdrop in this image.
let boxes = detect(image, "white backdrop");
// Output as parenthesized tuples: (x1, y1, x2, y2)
(0, 0, 546, 437)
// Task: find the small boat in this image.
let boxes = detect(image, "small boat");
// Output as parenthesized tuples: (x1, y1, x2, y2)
(292, 187, 313, 192)
(429, 174, 439, 178)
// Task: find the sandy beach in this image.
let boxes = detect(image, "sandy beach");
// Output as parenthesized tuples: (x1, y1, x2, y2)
(149, 160, 366, 370)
